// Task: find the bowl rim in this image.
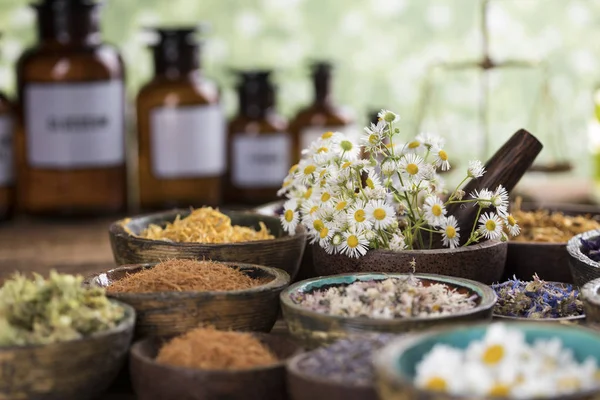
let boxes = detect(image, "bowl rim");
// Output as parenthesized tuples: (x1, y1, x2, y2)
(84, 261, 291, 299)
(0, 299, 136, 351)
(130, 332, 301, 374)
(279, 272, 497, 325)
(109, 208, 306, 248)
(567, 229, 600, 270)
(373, 321, 600, 400)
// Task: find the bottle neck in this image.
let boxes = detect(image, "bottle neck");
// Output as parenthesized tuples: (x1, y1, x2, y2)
(153, 45, 200, 79)
(314, 74, 333, 106)
(36, 5, 102, 47)
(238, 90, 273, 119)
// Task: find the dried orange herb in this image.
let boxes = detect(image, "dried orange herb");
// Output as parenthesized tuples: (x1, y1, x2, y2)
(107, 259, 262, 293)
(137, 207, 274, 243)
(156, 326, 278, 370)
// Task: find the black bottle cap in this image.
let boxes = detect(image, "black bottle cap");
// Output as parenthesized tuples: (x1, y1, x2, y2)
(32, 0, 102, 9)
(309, 61, 334, 104)
(233, 70, 275, 118)
(310, 61, 334, 76)
(368, 110, 383, 125)
(148, 25, 207, 75)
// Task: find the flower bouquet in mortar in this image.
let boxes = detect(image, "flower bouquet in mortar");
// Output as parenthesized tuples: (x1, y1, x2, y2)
(277, 109, 521, 259)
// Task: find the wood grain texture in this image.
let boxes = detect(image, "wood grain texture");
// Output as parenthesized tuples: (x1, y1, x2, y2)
(0, 302, 135, 400)
(109, 209, 307, 280)
(85, 262, 290, 338)
(129, 333, 302, 400)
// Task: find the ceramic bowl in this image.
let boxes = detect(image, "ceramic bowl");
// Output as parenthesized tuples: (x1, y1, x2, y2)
(84, 262, 290, 338)
(568, 229, 600, 287)
(505, 202, 600, 283)
(312, 240, 507, 285)
(581, 278, 600, 325)
(280, 273, 496, 348)
(373, 322, 600, 400)
(109, 208, 307, 280)
(129, 333, 302, 400)
(0, 301, 135, 400)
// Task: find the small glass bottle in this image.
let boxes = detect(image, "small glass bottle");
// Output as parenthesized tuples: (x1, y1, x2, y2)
(290, 62, 355, 163)
(15, 0, 126, 216)
(0, 89, 14, 221)
(136, 27, 224, 210)
(226, 71, 290, 205)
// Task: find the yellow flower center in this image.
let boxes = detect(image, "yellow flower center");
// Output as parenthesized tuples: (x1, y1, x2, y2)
(321, 131, 333, 139)
(336, 201, 347, 211)
(438, 150, 448, 161)
(488, 383, 510, 397)
(320, 179, 327, 187)
(445, 226, 456, 239)
(321, 193, 331, 202)
(284, 210, 294, 222)
(482, 344, 504, 365)
(486, 219, 497, 232)
(283, 180, 291, 187)
(303, 188, 313, 199)
(347, 235, 359, 248)
(319, 169, 327, 177)
(431, 204, 442, 217)
(369, 134, 378, 144)
(319, 227, 329, 239)
(408, 140, 420, 149)
(309, 206, 319, 215)
(317, 146, 328, 154)
(424, 376, 447, 392)
(304, 165, 317, 175)
(313, 219, 324, 232)
(342, 161, 352, 169)
(289, 164, 299, 174)
(366, 178, 375, 189)
(507, 215, 517, 226)
(373, 208, 387, 221)
(557, 377, 581, 391)
(354, 209, 366, 222)
(406, 163, 419, 175)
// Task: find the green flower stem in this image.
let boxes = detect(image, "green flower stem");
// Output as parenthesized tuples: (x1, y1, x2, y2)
(466, 205, 484, 246)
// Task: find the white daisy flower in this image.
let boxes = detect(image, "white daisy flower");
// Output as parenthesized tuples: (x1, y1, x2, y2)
(300, 200, 320, 223)
(317, 221, 335, 250)
(362, 120, 387, 151)
(340, 226, 369, 258)
(504, 213, 520, 237)
(416, 132, 445, 149)
(398, 153, 425, 182)
(363, 168, 382, 191)
(490, 185, 509, 215)
(380, 159, 398, 176)
(389, 233, 407, 251)
(280, 199, 299, 233)
(347, 201, 373, 230)
(440, 215, 460, 248)
(328, 232, 344, 254)
(402, 139, 424, 154)
(332, 137, 361, 160)
(478, 212, 504, 240)
(423, 195, 447, 226)
(470, 188, 493, 208)
(297, 160, 319, 185)
(467, 160, 486, 178)
(365, 199, 396, 230)
(377, 109, 400, 123)
(432, 145, 450, 171)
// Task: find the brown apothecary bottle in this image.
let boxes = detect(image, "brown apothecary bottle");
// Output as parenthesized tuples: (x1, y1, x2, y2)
(15, 0, 126, 216)
(0, 91, 15, 221)
(136, 27, 224, 210)
(290, 62, 355, 163)
(225, 71, 291, 205)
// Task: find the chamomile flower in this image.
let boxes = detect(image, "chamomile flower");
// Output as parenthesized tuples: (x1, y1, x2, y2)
(478, 212, 504, 240)
(363, 120, 387, 152)
(402, 139, 424, 154)
(378, 109, 400, 123)
(340, 226, 369, 258)
(317, 221, 335, 250)
(280, 199, 299, 233)
(416, 132, 445, 149)
(297, 160, 319, 185)
(491, 185, 509, 215)
(365, 199, 396, 230)
(347, 201, 372, 230)
(380, 159, 398, 176)
(470, 188, 493, 208)
(423, 196, 447, 226)
(440, 215, 460, 248)
(300, 200, 319, 222)
(398, 153, 425, 182)
(504, 213, 520, 237)
(432, 145, 451, 171)
(389, 233, 407, 251)
(332, 137, 360, 160)
(467, 160, 486, 178)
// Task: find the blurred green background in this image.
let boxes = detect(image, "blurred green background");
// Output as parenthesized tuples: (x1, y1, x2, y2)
(0, 0, 598, 174)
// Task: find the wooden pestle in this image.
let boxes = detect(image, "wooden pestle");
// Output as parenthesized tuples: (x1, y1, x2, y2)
(446, 129, 543, 246)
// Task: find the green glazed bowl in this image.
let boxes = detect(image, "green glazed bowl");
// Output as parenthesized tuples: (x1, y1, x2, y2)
(374, 322, 600, 400)
(280, 273, 497, 349)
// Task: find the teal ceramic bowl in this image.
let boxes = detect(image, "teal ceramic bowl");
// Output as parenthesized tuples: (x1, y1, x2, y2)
(374, 322, 600, 400)
(280, 273, 496, 348)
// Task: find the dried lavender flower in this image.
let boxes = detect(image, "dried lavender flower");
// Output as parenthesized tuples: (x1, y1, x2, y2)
(581, 236, 600, 262)
(491, 274, 583, 319)
(292, 276, 478, 318)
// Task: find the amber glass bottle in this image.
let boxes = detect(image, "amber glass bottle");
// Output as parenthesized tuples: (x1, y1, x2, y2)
(136, 27, 224, 210)
(0, 92, 14, 221)
(15, 0, 126, 216)
(226, 71, 290, 205)
(290, 62, 355, 163)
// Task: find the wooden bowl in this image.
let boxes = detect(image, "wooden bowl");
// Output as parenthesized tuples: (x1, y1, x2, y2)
(505, 202, 600, 283)
(129, 333, 302, 400)
(568, 229, 600, 287)
(0, 301, 135, 400)
(280, 273, 497, 348)
(84, 262, 290, 338)
(108, 209, 307, 280)
(312, 240, 507, 285)
(373, 322, 600, 400)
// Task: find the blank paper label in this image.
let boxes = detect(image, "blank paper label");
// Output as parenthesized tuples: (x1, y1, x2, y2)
(150, 105, 225, 179)
(232, 133, 291, 188)
(300, 124, 359, 152)
(0, 116, 13, 186)
(24, 80, 124, 168)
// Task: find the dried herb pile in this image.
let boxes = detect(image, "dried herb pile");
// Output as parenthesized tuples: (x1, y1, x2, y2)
(297, 334, 395, 385)
(291, 276, 478, 318)
(581, 235, 600, 262)
(156, 326, 278, 370)
(0, 271, 125, 346)
(107, 259, 263, 293)
(137, 207, 274, 243)
(492, 275, 583, 318)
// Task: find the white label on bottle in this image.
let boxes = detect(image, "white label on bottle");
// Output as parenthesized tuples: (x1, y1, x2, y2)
(150, 104, 225, 179)
(300, 124, 359, 151)
(24, 80, 124, 168)
(0, 116, 13, 186)
(232, 133, 291, 188)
